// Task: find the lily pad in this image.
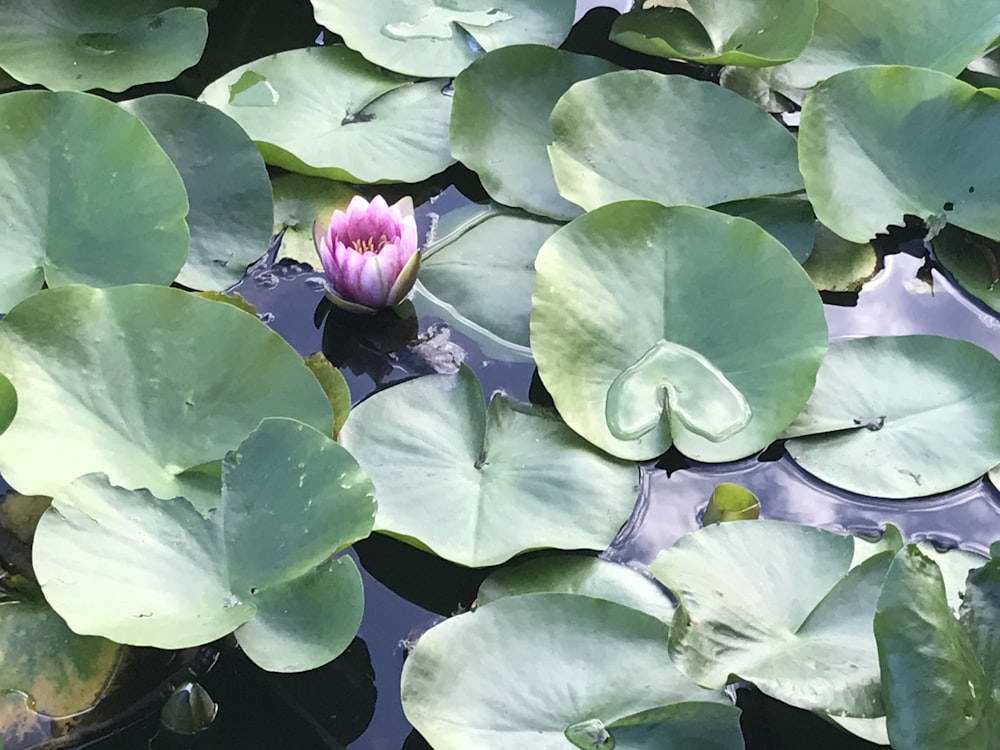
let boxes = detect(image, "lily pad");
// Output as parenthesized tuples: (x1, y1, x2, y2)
(801, 223, 877, 292)
(701, 482, 760, 525)
(401, 593, 742, 749)
(33, 417, 375, 672)
(548, 69, 803, 213)
(714, 196, 816, 262)
(933, 225, 1000, 312)
(420, 205, 562, 349)
(310, 0, 577, 78)
(0, 372, 14, 437)
(0, 1, 208, 92)
(875, 545, 1000, 748)
(0, 584, 125, 722)
(531, 201, 827, 462)
(121, 94, 274, 291)
(339, 366, 638, 566)
(476, 555, 676, 625)
(0, 90, 189, 313)
(272, 173, 354, 265)
(303, 352, 352, 439)
(760, 0, 1000, 97)
(450, 45, 618, 220)
(651, 520, 890, 716)
(200, 45, 454, 183)
(0, 285, 332, 504)
(609, 1, 818, 66)
(784, 335, 1000, 498)
(799, 65, 1000, 244)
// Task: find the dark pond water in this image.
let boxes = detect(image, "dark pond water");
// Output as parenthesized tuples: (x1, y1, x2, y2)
(3, 3, 1000, 749)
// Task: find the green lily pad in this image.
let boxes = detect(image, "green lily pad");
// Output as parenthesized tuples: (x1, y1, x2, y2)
(401, 593, 741, 749)
(420, 205, 562, 349)
(476, 555, 676, 625)
(0, 90, 189, 313)
(0, 372, 15, 437)
(548, 70, 803, 213)
(120, 94, 274, 291)
(272, 173, 354, 265)
(199, 45, 454, 183)
(714, 196, 816, 263)
(784, 335, 1000, 498)
(0, 1, 208, 92)
(651, 520, 890, 716)
(450, 45, 617, 220)
(33, 418, 375, 671)
(609, 1, 818, 66)
(310, 0, 576, 78)
(875, 545, 1000, 748)
(933, 225, 1000, 312)
(531, 202, 827, 462)
(801, 223, 877, 292)
(799, 65, 1000, 244)
(0, 285, 331, 504)
(303, 352, 351, 439)
(760, 0, 1000, 97)
(339, 366, 637, 566)
(702, 482, 760, 525)
(0, 585, 125, 722)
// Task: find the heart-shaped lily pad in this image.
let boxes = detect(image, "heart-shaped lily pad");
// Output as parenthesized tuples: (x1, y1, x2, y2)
(0, 90, 189, 313)
(0, 284, 332, 504)
(339, 366, 638, 566)
(799, 65, 1000, 243)
(121, 94, 274, 291)
(420, 204, 562, 349)
(310, 0, 577, 78)
(531, 201, 827, 462)
(0, 0, 208, 92)
(199, 45, 454, 183)
(651, 520, 890, 716)
(450, 45, 618, 220)
(548, 69, 803, 213)
(609, 1, 818, 66)
(33, 417, 375, 672)
(401, 593, 742, 749)
(784, 335, 1000, 498)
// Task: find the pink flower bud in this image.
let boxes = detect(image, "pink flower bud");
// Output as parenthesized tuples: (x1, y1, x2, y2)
(314, 195, 420, 313)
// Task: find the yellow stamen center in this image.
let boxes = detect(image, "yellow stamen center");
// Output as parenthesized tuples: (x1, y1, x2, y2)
(351, 234, 390, 254)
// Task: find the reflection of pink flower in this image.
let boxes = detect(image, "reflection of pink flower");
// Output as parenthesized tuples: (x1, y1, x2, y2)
(314, 195, 420, 313)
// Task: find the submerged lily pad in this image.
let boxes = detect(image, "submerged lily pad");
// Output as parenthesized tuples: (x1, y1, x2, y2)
(801, 223, 877, 292)
(401, 593, 742, 749)
(33, 418, 375, 672)
(450, 45, 617, 220)
(0, 1, 208, 92)
(875, 545, 1000, 748)
(799, 65, 1000, 244)
(0, 285, 331, 504)
(651, 520, 889, 716)
(0, 584, 125, 721)
(609, 1, 817, 66)
(933, 225, 1000, 312)
(310, 0, 576, 78)
(200, 46, 453, 183)
(531, 202, 827, 462)
(784, 335, 1000, 498)
(339, 366, 637, 566)
(0, 373, 14, 437)
(272, 173, 354, 265)
(548, 70, 803, 213)
(420, 205, 562, 348)
(121, 94, 274, 291)
(476, 555, 676, 625)
(0, 90, 189, 313)
(303, 352, 351, 439)
(702, 482, 760, 525)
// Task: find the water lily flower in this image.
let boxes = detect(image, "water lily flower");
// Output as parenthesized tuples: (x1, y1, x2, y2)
(313, 194, 420, 313)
